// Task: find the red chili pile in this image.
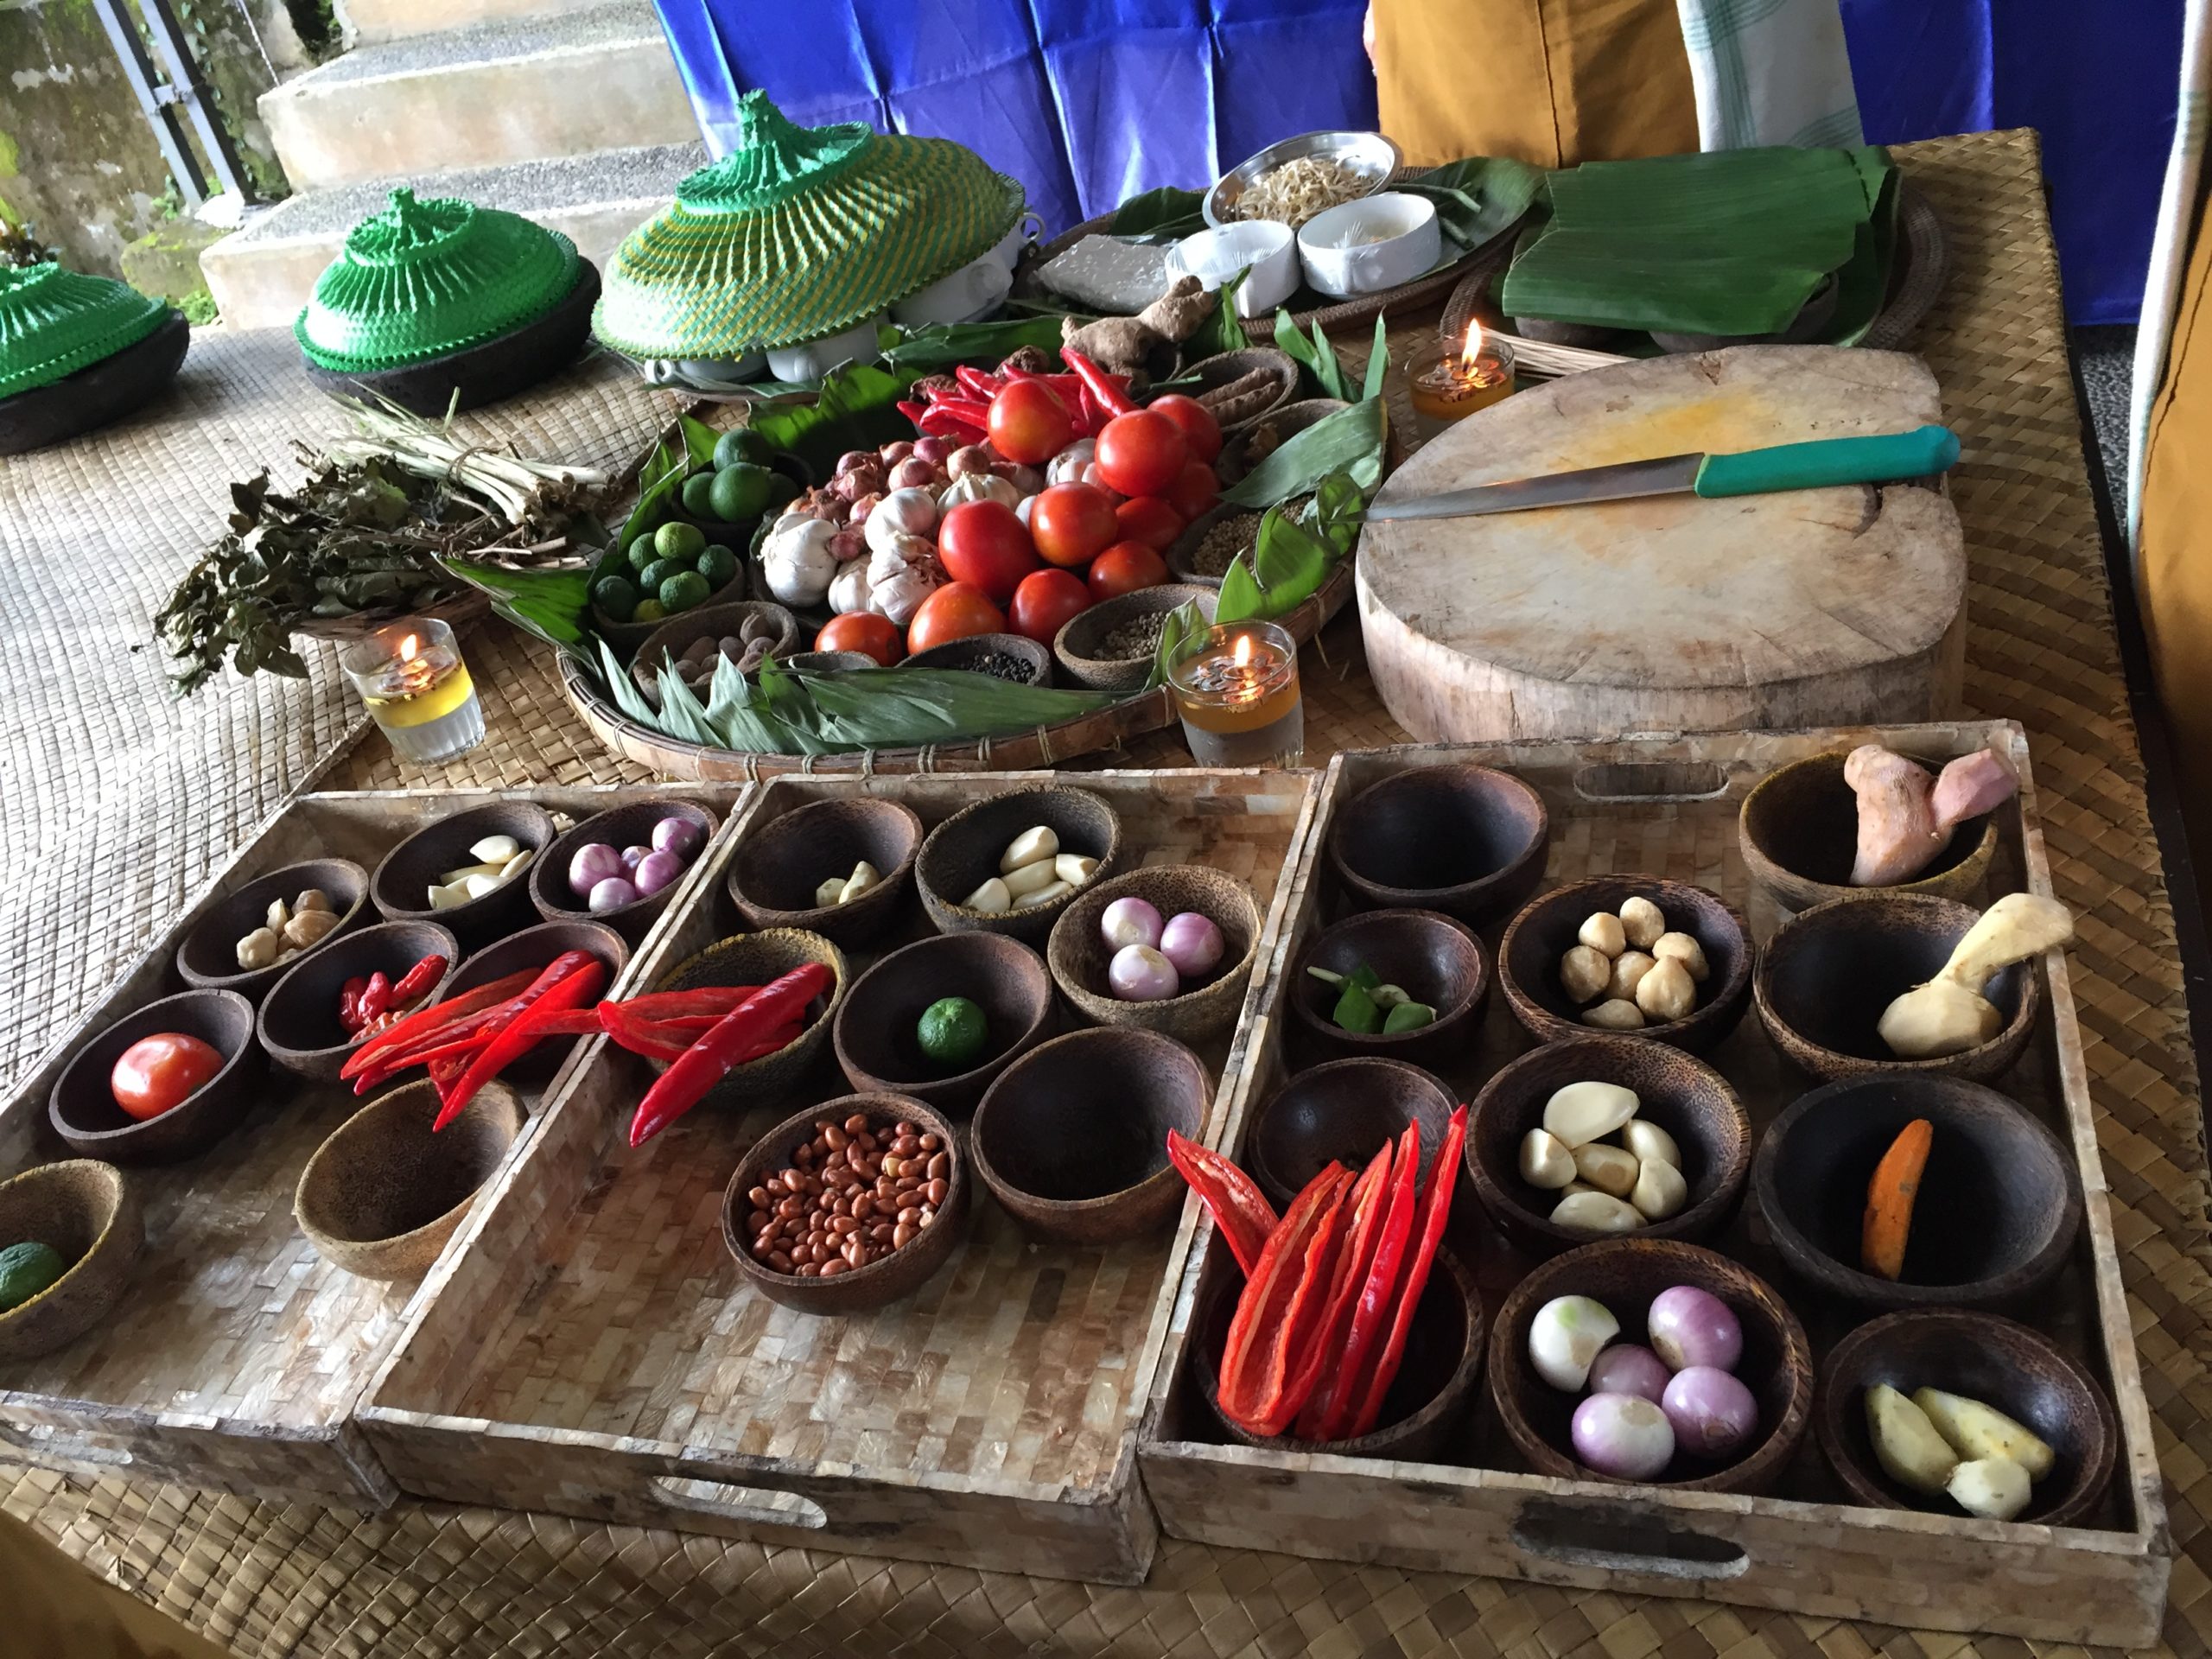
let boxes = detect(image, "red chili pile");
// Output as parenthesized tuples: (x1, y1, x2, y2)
(1168, 1104, 1469, 1444)
(338, 952, 447, 1040)
(741, 1112, 951, 1278)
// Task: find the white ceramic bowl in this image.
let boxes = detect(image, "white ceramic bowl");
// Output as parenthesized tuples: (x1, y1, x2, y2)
(1166, 222, 1299, 316)
(1296, 193, 1442, 300)
(892, 224, 1032, 327)
(766, 314, 887, 382)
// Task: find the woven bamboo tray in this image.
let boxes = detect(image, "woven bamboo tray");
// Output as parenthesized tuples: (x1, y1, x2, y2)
(354, 766, 1319, 1581)
(1139, 722, 2166, 1646)
(0, 783, 746, 1506)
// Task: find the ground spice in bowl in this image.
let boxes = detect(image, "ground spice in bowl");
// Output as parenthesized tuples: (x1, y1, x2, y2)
(1096, 613, 1171, 659)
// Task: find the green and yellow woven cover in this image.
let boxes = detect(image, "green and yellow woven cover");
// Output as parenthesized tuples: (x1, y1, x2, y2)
(594, 90, 1026, 357)
(296, 188, 580, 373)
(0, 263, 169, 398)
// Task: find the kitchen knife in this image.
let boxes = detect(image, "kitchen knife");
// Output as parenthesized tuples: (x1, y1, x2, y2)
(1365, 424, 1961, 522)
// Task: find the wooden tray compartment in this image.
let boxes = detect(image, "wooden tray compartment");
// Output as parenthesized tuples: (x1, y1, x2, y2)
(357, 767, 1320, 1583)
(1138, 723, 2167, 1645)
(0, 784, 745, 1507)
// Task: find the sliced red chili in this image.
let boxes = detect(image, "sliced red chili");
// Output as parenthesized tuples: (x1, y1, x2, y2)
(339, 976, 369, 1034)
(1285, 1141, 1395, 1440)
(1345, 1104, 1468, 1440)
(1165, 1129, 1278, 1275)
(628, 963, 833, 1147)
(1306, 1120, 1421, 1443)
(1216, 1163, 1351, 1438)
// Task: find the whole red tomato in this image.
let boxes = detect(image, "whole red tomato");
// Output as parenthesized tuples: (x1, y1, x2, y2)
(1165, 461, 1220, 522)
(1147, 394, 1223, 464)
(1094, 410, 1187, 497)
(1007, 568, 1091, 645)
(907, 582, 1007, 656)
(936, 500, 1040, 603)
(1114, 495, 1184, 553)
(111, 1031, 222, 1122)
(1087, 542, 1170, 601)
(1029, 482, 1119, 569)
(986, 380, 1076, 466)
(815, 612, 903, 666)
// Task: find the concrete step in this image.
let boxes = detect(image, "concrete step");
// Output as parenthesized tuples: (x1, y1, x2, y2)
(258, 0, 693, 192)
(200, 143, 705, 332)
(339, 0, 606, 47)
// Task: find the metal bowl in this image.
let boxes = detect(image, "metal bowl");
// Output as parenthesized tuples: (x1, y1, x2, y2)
(1203, 130, 1402, 230)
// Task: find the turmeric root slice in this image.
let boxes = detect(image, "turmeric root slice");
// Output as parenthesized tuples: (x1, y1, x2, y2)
(1863, 1116, 1934, 1280)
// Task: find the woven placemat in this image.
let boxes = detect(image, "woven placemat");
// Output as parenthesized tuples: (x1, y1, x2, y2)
(10, 129, 2210, 1659)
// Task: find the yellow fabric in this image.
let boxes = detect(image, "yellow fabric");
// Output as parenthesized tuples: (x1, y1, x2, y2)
(0, 1512, 234, 1657)
(1372, 0, 1698, 168)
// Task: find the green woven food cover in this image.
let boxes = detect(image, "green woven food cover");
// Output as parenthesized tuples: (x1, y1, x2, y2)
(295, 188, 580, 373)
(0, 262, 169, 398)
(594, 90, 1026, 357)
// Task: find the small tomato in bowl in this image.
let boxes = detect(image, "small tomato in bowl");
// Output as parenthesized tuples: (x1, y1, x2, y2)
(816, 612, 904, 667)
(1087, 542, 1171, 601)
(111, 1032, 223, 1122)
(937, 500, 1040, 604)
(1094, 410, 1187, 497)
(1030, 482, 1120, 569)
(1114, 496, 1184, 553)
(906, 582, 1008, 656)
(1147, 394, 1223, 464)
(1007, 569, 1091, 645)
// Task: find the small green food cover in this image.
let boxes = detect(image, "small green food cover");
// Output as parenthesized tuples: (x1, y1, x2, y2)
(593, 90, 1027, 359)
(0, 262, 171, 398)
(295, 188, 580, 373)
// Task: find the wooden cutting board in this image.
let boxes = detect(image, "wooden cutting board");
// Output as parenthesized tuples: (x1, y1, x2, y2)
(1358, 346, 1967, 742)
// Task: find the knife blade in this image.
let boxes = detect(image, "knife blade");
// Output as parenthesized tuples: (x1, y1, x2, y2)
(1365, 424, 1961, 523)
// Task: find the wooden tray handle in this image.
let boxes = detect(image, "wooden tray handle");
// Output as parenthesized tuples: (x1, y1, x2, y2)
(1509, 1497, 1751, 1582)
(645, 1472, 832, 1532)
(1571, 760, 1733, 804)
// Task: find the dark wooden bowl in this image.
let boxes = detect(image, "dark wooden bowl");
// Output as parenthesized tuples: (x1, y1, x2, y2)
(1287, 908, 1489, 1065)
(1052, 586, 1217, 693)
(1739, 750, 2000, 913)
(1247, 1056, 1459, 1210)
(1181, 346, 1298, 431)
(529, 798, 720, 942)
(439, 919, 628, 1089)
(1755, 893, 2040, 1084)
(917, 785, 1123, 945)
(721, 1093, 968, 1314)
(631, 601, 800, 694)
(728, 797, 925, 948)
(1490, 1238, 1815, 1494)
(1752, 1074, 2081, 1310)
(1467, 1036, 1750, 1256)
(786, 650, 874, 675)
(903, 632, 1052, 686)
(1046, 865, 1262, 1042)
(293, 1078, 524, 1280)
(971, 1027, 1210, 1245)
(48, 988, 259, 1165)
(0, 1160, 143, 1360)
(175, 857, 372, 1000)
(0, 308, 188, 455)
(1498, 877, 1752, 1054)
(1191, 1245, 1484, 1459)
(833, 932, 1054, 1114)
(1815, 1308, 2116, 1527)
(651, 930, 847, 1107)
(1327, 765, 1550, 926)
(369, 799, 556, 952)
(257, 919, 460, 1083)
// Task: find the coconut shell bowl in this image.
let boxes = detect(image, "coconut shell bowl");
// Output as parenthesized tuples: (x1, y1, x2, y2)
(175, 856, 372, 1001)
(1326, 764, 1550, 926)
(1739, 750, 1999, 913)
(1245, 1057, 1460, 1211)
(0, 1160, 143, 1361)
(1287, 908, 1490, 1066)
(832, 932, 1055, 1115)
(370, 800, 557, 952)
(529, 798, 720, 944)
(257, 919, 460, 1084)
(727, 796, 925, 949)
(916, 785, 1122, 945)
(649, 929, 848, 1109)
(436, 919, 628, 1090)
(48, 988, 261, 1165)
(1046, 865, 1262, 1043)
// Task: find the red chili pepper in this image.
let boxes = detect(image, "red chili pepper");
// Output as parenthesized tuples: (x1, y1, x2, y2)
(434, 957, 607, 1130)
(358, 970, 394, 1025)
(1003, 368, 1083, 395)
(628, 963, 833, 1147)
(1165, 1129, 1278, 1275)
(339, 976, 369, 1034)
(1286, 1141, 1395, 1440)
(917, 406, 988, 441)
(599, 999, 693, 1062)
(340, 968, 543, 1078)
(389, 952, 448, 1011)
(954, 365, 1008, 399)
(897, 399, 930, 427)
(1345, 1105, 1468, 1440)
(614, 987, 763, 1018)
(1217, 1164, 1353, 1436)
(925, 394, 992, 424)
(356, 951, 596, 1093)
(1306, 1121, 1421, 1443)
(1063, 349, 1138, 418)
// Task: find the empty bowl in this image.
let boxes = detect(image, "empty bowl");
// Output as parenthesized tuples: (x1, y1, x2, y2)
(833, 931, 1055, 1113)
(438, 919, 627, 1089)
(649, 929, 847, 1106)
(257, 919, 460, 1084)
(1246, 1056, 1459, 1210)
(916, 785, 1122, 945)
(727, 796, 925, 948)
(1046, 865, 1262, 1042)
(175, 857, 371, 1000)
(1288, 908, 1489, 1065)
(370, 800, 556, 951)
(0, 1160, 143, 1360)
(1326, 764, 1549, 925)
(1166, 220, 1300, 315)
(1752, 1073, 2080, 1310)
(1755, 893, 2040, 1083)
(529, 798, 719, 942)
(49, 988, 260, 1164)
(1739, 750, 2000, 912)
(971, 1027, 1211, 1245)
(1297, 193, 1442, 298)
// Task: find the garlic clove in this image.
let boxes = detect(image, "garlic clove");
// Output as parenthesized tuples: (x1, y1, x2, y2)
(1002, 858, 1063, 899)
(963, 877, 1013, 914)
(461, 873, 502, 899)
(499, 850, 533, 879)
(838, 861, 881, 906)
(1000, 827, 1058, 874)
(1054, 853, 1097, 887)
(1620, 1118, 1681, 1170)
(816, 877, 849, 907)
(1630, 1156, 1688, 1221)
(470, 835, 522, 864)
(1519, 1128, 1578, 1189)
(1573, 1142, 1640, 1198)
(1012, 879, 1072, 910)
(1549, 1190, 1643, 1235)
(1541, 1080, 1640, 1148)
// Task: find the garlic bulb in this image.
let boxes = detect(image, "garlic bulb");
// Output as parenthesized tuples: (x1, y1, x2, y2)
(760, 518, 839, 607)
(938, 471, 1021, 512)
(827, 559, 875, 616)
(863, 486, 938, 552)
(865, 534, 944, 626)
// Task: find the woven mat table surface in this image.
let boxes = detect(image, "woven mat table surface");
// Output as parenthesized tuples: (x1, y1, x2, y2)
(7, 128, 2209, 1658)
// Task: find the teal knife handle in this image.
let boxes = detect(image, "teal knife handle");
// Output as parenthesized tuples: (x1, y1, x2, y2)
(1692, 424, 1961, 498)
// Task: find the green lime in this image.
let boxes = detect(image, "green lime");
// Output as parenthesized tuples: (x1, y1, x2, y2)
(626, 533, 658, 572)
(655, 520, 707, 562)
(632, 597, 667, 624)
(680, 473, 719, 518)
(713, 427, 773, 470)
(659, 569, 711, 612)
(638, 557, 682, 594)
(709, 463, 772, 524)
(592, 575, 639, 622)
(916, 996, 988, 1069)
(589, 547, 628, 588)
(696, 543, 739, 589)
(760, 471, 801, 511)
(0, 1241, 67, 1312)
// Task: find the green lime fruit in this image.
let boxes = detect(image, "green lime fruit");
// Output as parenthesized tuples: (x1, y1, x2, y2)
(0, 1241, 67, 1313)
(659, 569, 711, 612)
(591, 575, 639, 622)
(916, 996, 989, 1069)
(713, 428, 773, 470)
(760, 472, 801, 510)
(709, 463, 772, 524)
(638, 557, 682, 594)
(655, 520, 707, 563)
(626, 533, 658, 572)
(696, 543, 739, 589)
(632, 597, 667, 624)
(680, 473, 719, 518)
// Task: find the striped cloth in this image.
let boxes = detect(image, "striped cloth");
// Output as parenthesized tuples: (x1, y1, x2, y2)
(1676, 0, 1866, 152)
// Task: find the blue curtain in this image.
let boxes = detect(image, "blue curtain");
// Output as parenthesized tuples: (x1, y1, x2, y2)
(650, 0, 2177, 323)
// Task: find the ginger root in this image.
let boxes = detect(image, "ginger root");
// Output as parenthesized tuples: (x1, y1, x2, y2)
(1060, 313, 1167, 378)
(1877, 892, 2075, 1058)
(1135, 274, 1217, 342)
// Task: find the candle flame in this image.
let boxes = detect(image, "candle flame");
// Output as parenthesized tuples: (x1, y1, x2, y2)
(1459, 318, 1486, 373)
(1233, 633, 1255, 668)
(398, 632, 421, 662)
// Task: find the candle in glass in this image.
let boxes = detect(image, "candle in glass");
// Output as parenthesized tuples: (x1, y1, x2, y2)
(339, 617, 486, 763)
(1168, 620, 1303, 768)
(1408, 319, 1516, 437)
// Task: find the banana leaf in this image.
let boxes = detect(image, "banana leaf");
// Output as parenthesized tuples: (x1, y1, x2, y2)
(437, 557, 589, 647)
(1189, 269, 1251, 360)
(1111, 186, 1207, 243)
(1221, 397, 1387, 507)
(745, 361, 919, 480)
(615, 414, 721, 548)
(1398, 156, 1545, 251)
(1217, 472, 1364, 621)
(878, 315, 1069, 372)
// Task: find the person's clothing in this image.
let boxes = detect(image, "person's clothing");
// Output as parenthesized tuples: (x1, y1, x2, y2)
(2, 1511, 234, 1658)
(1678, 0, 1862, 150)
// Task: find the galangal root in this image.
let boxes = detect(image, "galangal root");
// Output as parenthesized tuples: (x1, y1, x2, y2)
(1847, 745, 2020, 886)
